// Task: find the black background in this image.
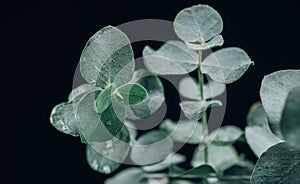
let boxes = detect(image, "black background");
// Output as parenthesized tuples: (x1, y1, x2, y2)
(4, 0, 300, 183)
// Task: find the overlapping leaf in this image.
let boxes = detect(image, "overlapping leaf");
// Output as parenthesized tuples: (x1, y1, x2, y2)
(201, 47, 254, 84)
(143, 41, 198, 75)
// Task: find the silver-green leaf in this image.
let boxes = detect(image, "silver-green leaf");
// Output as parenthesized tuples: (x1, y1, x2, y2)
(180, 100, 222, 120)
(126, 69, 165, 120)
(251, 142, 300, 184)
(245, 103, 282, 157)
(260, 69, 300, 136)
(143, 41, 198, 75)
(68, 83, 95, 102)
(209, 125, 243, 146)
(50, 102, 80, 137)
(159, 119, 202, 144)
(179, 77, 226, 100)
(142, 153, 186, 172)
(130, 130, 173, 165)
(280, 85, 300, 149)
(174, 4, 223, 42)
(201, 47, 254, 84)
(80, 26, 134, 88)
(191, 144, 240, 173)
(76, 90, 125, 143)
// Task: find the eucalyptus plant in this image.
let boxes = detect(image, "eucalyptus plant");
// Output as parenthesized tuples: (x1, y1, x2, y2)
(50, 4, 300, 184)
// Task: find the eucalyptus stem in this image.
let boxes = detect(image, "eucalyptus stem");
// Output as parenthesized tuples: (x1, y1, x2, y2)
(198, 50, 209, 164)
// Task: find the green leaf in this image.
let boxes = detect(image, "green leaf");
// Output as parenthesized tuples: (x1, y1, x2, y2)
(104, 167, 144, 184)
(130, 130, 173, 165)
(50, 102, 80, 137)
(115, 83, 147, 105)
(142, 153, 186, 172)
(170, 180, 193, 184)
(80, 26, 134, 88)
(209, 125, 243, 146)
(76, 90, 125, 143)
(174, 4, 223, 42)
(280, 85, 300, 149)
(143, 41, 198, 75)
(245, 103, 283, 157)
(251, 142, 300, 184)
(179, 77, 225, 100)
(191, 144, 240, 173)
(224, 159, 254, 176)
(169, 165, 187, 177)
(260, 69, 300, 136)
(68, 83, 95, 102)
(185, 35, 224, 51)
(180, 100, 222, 120)
(94, 84, 115, 114)
(201, 47, 254, 84)
(126, 69, 165, 120)
(86, 126, 130, 174)
(159, 119, 202, 144)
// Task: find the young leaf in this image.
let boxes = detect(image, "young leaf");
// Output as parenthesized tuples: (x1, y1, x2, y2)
(185, 35, 224, 51)
(245, 103, 282, 157)
(80, 26, 134, 88)
(209, 125, 243, 146)
(251, 142, 300, 184)
(104, 167, 144, 184)
(174, 5, 223, 42)
(115, 83, 147, 105)
(179, 77, 225, 100)
(50, 102, 80, 137)
(280, 85, 300, 149)
(191, 144, 240, 173)
(94, 84, 115, 113)
(68, 83, 95, 102)
(201, 47, 254, 84)
(143, 41, 198, 75)
(159, 119, 202, 144)
(130, 130, 173, 165)
(260, 70, 300, 136)
(180, 100, 222, 120)
(76, 90, 125, 143)
(126, 69, 165, 120)
(142, 153, 186, 172)
(86, 126, 130, 176)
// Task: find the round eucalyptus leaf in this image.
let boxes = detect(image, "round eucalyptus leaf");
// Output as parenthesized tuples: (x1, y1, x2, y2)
(159, 119, 202, 144)
(251, 142, 300, 184)
(201, 47, 254, 84)
(68, 83, 95, 102)
(90, 126, 130, 166)
(174, 4, 223, 42)
(260, 69, 300, 136)
(130, 130, 173, 165)
(142, 153, 186, 172)
(115, 83, 147, 105)
(210, 125, 243, 146)
(80, 26, 134, 88)
(76, 90, 125, 143)
(280, 85, 300, 149)
(185, 35, 224, 51)
(143, 41, 198, 75)
(180, 100, 222, 120)
(50, 102, 79, 137)
(179, 77, 225, 100)
(191, 144, 240, 173)
(245, 103, 283, 157)
(104, 167, 144, 184)
(126, 69, 165, 120)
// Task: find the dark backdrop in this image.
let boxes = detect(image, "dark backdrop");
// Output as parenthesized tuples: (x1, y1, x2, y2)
(4, 0, 300, 183)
